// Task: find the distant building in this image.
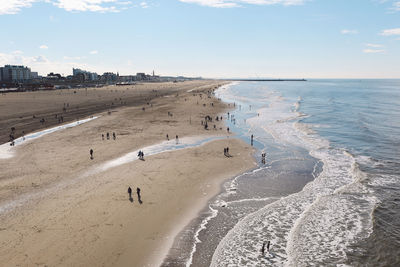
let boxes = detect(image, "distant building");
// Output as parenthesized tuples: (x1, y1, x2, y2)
(31, 72, 39, 79)
(0, 65, 31, 82)
(101, 72, 117, 83)
(46, 72, 62, 80)
(136, 73, 146, 81)
(72, 68, 98, 81)
(118, 75, 136, 82)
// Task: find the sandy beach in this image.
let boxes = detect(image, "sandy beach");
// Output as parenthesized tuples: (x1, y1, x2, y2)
(0, 81, 255, 266)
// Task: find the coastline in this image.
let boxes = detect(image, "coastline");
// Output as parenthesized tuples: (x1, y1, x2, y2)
(0, 80, 256, 266)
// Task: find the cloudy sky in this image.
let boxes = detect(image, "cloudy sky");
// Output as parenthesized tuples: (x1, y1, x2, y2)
(0, 0, 399, 78)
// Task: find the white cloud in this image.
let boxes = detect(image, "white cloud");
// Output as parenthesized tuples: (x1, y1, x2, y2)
(178, 0, 306, 8)
(362, 43, 385, 54)
(39, 44, 49, 49)
(89, 50, 98, 54)
(53, 0, 118, 13)
(0, 51, 49, 71)
(0, 50, 98, 75)
(140, 1, 149, 8)
(391, 1, 400, 11)
(31, 55, 49, 63)
(365, 43, 383, 48)
(341, 29, 358, 35)
(380, 28, 400, 36)
(363, 49, 385, 53)
(0, 0, 133, 15)
(64, 56, 85, 60)
(0, 0, 37, 15)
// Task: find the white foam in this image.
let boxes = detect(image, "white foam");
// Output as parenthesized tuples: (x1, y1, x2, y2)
(186, 204, 219, 267)
(0, 116, 98, 159)
(209, 84, 378, 266)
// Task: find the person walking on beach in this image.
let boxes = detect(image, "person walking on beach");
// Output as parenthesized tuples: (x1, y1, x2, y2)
(113, 132, 116, 140)
(267, 240, 270, 252)
(137, 187, 142, 204)
(251, 134, 254, 146)
(166, 134, 169, 141)
(107, 132, 110, 140)
(90, 149, 94, 160)
(128, 187, 133, 202)
(261, 242, 266, 256)
(176, 135, 179, 144)
(102, 134, 104, 140)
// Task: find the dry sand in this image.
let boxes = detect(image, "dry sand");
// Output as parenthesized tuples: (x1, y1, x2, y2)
(0, 81, 255, 266)
(0, 81, 224, 144)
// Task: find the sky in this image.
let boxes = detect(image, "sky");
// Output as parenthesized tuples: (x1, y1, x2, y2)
(0, 0, 399, 78)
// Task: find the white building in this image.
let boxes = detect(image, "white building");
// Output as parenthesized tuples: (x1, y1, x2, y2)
(73, 68, 98, 81)
(0, 65, 31, 82)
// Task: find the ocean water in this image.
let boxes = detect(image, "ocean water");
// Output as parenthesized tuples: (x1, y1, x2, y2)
(163, 80, 400, 266)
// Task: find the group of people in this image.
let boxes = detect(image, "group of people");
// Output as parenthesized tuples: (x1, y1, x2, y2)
(137, 150, 145, 160)
(57, 115, 64, 123)
(165, 134, 179, 144)
(102, 132, 116, 140)
(127, 187, 142, 204)
(223, 147, 230, 157)
(261, 241, 271, 256)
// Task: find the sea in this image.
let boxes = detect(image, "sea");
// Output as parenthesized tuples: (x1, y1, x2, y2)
(162, 80, 400, 267)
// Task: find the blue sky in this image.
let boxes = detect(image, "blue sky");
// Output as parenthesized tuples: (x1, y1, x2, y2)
(0, 0, 399, 78)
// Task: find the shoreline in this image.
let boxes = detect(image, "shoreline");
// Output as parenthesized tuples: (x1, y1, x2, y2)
(0, 80, 256, 266)
(150, 142, 256, 267)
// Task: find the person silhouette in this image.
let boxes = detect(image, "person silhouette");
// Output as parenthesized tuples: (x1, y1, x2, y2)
(90, 149, 94, 160)
(128, 187, 133, 202)
(261, 242, 266, 256)
(137, 187, 142, 204)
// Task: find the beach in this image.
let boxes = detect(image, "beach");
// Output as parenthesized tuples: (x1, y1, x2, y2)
(0, 81, 227, 144)
(0, 81, 255, 266)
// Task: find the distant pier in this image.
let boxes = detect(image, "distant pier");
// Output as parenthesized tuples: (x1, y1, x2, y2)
(226, 79, 307, 82)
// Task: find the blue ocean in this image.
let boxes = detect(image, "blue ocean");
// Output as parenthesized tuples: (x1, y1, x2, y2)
(163, 80, 400, 266)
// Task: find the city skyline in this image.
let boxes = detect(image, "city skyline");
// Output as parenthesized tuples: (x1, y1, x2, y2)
(0, 0, 399, 78)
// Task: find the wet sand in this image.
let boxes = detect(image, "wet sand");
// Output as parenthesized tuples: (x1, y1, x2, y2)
(0, 81, 255, 266)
